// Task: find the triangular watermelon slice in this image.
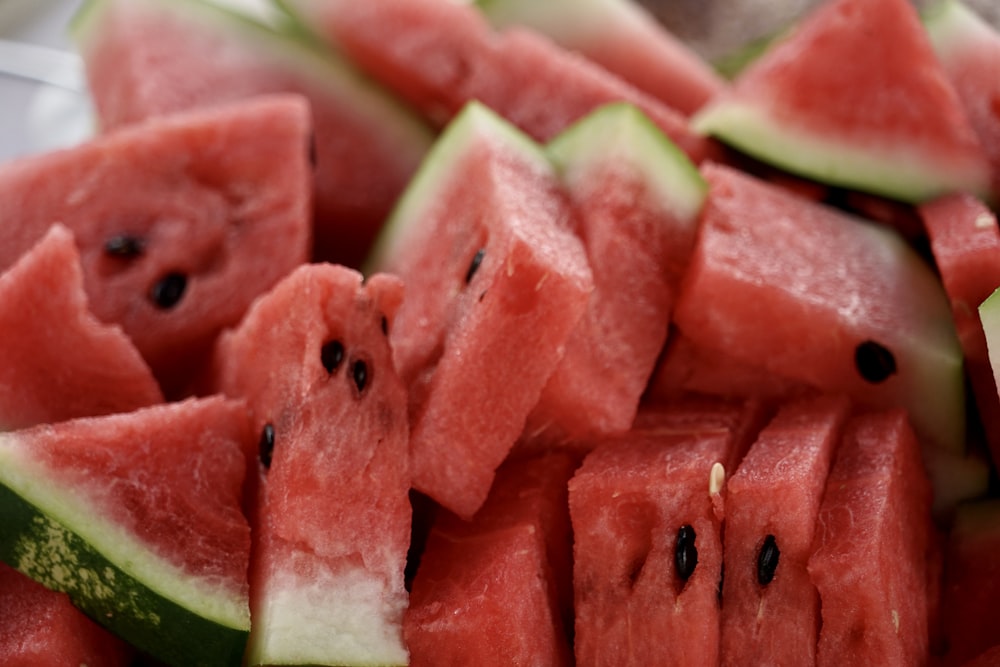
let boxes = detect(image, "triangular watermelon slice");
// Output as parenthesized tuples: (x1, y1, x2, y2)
(692, 0, 992, 203)
(0, 397, 255, 667)
(0, 94, 312, 398)
(0, 224, 163, 430)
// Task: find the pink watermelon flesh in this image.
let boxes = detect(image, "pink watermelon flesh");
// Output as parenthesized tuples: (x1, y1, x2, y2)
(74, 0, 431, 268)
(405, 452, 577, 667)
(926, 0, 1000, 201)
(692, 0, 991, 204)
(210, 263, 411, 666)
(569, 428, 734, 667)
(672, 162, 965, 461)
(719, 395, 851, 666)
(920, 193, 1000, 468)
(808, 409, 933, 667)
(0, 561, 134, 667)
(369, 103, 593, 519)
(0, 224, 163, 430)
(938, 499, 1000, 666)
(0, 94, 312, 399)
(281, 0, 716, 164)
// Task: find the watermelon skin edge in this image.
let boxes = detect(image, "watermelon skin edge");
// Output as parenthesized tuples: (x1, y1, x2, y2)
(0, 484, 248, 667)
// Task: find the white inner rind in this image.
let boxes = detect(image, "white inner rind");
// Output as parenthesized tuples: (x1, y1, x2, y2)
(0, 441, 249, 631)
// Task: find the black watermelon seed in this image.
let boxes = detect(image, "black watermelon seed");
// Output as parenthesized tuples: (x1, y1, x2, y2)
(104, 235, 145, 258)
(259, 423, 275, 469)
(757, 534, 780, 586)
(675, 524, 698, 582)
(465, 248, 485, 284)
(321, 340, 345, 374)
(308, 132, 318, 169)
(352, 359, 369, 394)
(381, 315, 389, 336)
(854, 340, 897, 384)
(149, 273, 187, 309)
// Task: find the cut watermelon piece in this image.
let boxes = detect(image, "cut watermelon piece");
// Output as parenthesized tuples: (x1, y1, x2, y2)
(367, 102, 593, 518)
(279, 0, 715, 163)
(523, 102, 706, 444)
(0, 224, 163, 430)
(808, 409, 933, 666)
(73, 0, 433, 268)
(720, 395, 851, 666)
(476, 0, 726, 115)
(0, 94, 312, 398)
(0, 397, 254, 667)
(210, 263, 411, 666)
(673, 163, 966, 465)
(569, 427, 734, 666)
(925, 0, 1000, 201)
(692, 0, 992, 203)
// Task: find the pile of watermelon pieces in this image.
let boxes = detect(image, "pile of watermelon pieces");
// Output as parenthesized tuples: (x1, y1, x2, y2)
(3, 0, 1000, 664)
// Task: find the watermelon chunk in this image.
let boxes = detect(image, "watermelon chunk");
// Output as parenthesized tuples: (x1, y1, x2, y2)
(808, 409, 933, 666)
(368, 102, 593, 518)
(692, 0, 992, 203)
(0, 224, 163, 430)
(476, 0, 726, 115)
(0, 94, 312, 398)
(720, 395, 851, 666)
(72, 0, 433, 267)
(279, 0, 715, 163)
(0, 397, 254, 667)
(210, 263, 411, 666)
(524, 102, 706, 444)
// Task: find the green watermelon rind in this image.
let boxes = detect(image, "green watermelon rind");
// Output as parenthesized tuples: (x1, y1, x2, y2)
(0, 442, 249, 667)
(923, 0, 992, 55)
(980, 287, 1000, 393)
(70, 0, 434, 150)
(477, 0, 648, 46)
(691, 99, 992, 204)
(546, 101, 707, 223)
(366, 100, 552, 274)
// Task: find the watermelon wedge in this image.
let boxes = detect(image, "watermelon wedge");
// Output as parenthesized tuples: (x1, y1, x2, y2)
(0, 397, 254, 667)
(0, 224, 163, 430)
(0, 94, 312, 398)
(367, 101, 593, 519)
(210, 263, 411, 667)
(72, 0, 433, 267)
(692, 0, 992, 204)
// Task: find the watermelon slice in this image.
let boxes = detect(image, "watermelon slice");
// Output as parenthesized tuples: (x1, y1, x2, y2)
(210, 263, 411, 666)
(523, 102, 706, 444)
(0, 94, 312, 398)
(719, 395, 850, 666)
(925, 0, 1000, 201)
(692, 0, 992, 204)
(672, 163, 966, 467)
(278, 0, 715, 163)
(0, 397, 254, 667)
(367, 101, 593, 519)
(72, 0, 433, 268)
(0, 224, 163, 430)
(808, 409, 933, 666)
(475, 0, 726, 115)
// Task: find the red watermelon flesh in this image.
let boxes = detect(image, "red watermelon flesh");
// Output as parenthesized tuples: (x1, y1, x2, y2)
(367, 102, 593, 519)
(0, 224, 163, 430)
(0, 561, 134, 667)
(673, 162, 965, 462)
(719, 395, 851, 667)
(73, 0, 432, 268)
(210, 263, 411, 666)
(808, 409, 933, 667)
(938, 499, 1000, 666)
(692, 0, 992, 204)
(926, 0, 1000, 201)
(0, 94, 311, 399)
(280, 0, 715, 164)
(569, 428, 734, 666)
(920, 193, 1000, 467)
